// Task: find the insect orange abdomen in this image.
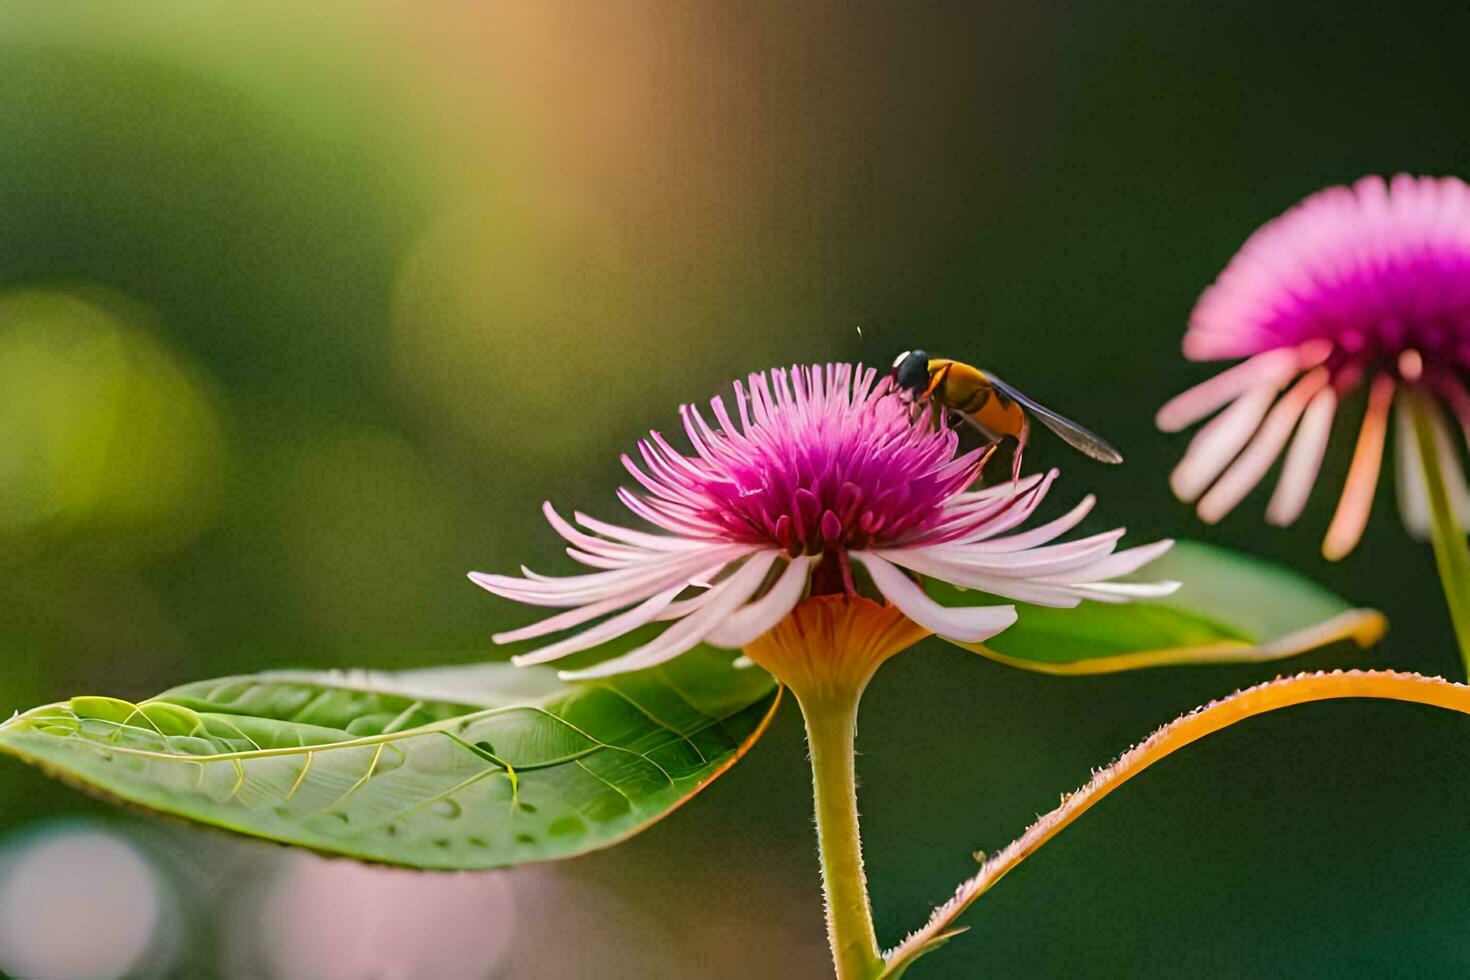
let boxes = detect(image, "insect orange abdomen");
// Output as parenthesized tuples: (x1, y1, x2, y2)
(932, 360, 1026, 439)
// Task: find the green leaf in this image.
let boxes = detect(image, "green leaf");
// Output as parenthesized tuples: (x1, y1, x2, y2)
(0, 649, 780, 869)
(925, 540, 1386, 674)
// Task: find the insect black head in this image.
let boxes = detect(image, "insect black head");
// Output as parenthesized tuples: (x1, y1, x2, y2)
(892, 349, 931, 394)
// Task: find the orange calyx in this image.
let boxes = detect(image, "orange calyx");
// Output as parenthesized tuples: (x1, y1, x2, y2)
(742, 595, 930, 701)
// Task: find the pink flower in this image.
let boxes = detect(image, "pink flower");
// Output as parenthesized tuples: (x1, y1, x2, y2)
(472, 363, 1174, 680)
(1159, 174, 1470, 559)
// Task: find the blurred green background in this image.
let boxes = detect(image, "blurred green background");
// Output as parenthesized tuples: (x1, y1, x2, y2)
(2, 2, 1469, 976)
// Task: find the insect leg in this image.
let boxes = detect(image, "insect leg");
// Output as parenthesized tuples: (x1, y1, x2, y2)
(1009, 417, 1031, 483)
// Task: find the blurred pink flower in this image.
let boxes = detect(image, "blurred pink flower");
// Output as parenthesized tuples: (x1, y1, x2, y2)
(1159, 174, 1470, 558)
(256, 855, 514, 980)
(473, 363, 1174, 679)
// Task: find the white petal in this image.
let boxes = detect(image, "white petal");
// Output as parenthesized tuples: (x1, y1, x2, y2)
(1073, 580, 1182, 598)
(919, 527, 1124, 570)
(941, 470, 1059, 544)
(958, 495, 1096, 553)
(563, 547, 634, 570)
(1395, 394, 1470, 541)
(1169, 386, 1276, 502)
(1050, 583, 1174, 604)
(510, 585, 685, 666)
(1395, 400, 1431, 539)
(494, 592, 645, 645)
(653, 559, 752, 619)
(559, 551, 781, 679)
(470, 546, 749, 607)
(1266, 385, 1337, 527)
(704, 556, 815, 648)
(472, 548, 703, 595)
(948, 472, 1046, 505)
(543, 503, 655, 564)
(1156, 348, 1301, 432)
(877, 535, 1174, 610)
(1196, 369, 1327, 524)
(571, 510, 706, 551)
(852, 552, 1017, 642)
(872, 549, 1089, 607)
(1038, 539, 1175, 584)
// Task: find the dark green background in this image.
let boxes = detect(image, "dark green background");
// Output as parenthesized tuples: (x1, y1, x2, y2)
(2, 2, 1468, 976)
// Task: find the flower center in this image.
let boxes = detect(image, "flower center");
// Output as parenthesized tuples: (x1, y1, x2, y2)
(683, 388, 979, 556)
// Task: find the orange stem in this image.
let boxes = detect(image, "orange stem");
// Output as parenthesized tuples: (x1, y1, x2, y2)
(882, 670, 1470, 976)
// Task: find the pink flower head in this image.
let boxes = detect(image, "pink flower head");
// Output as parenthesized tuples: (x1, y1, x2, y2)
(473, 363, 1175, 679)
(1159, 174, 1470, 559)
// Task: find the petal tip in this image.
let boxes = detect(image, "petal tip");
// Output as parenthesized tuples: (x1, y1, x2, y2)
(1349, 609, 1389, 648)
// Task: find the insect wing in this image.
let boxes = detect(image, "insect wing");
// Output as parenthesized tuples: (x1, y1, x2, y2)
(951, 408, 1002, 443)
(985, 373, 1124, 463)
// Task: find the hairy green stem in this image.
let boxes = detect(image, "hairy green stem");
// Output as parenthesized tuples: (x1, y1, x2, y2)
(1407, 390, 1470, 678)
(800, 690, 884, 980)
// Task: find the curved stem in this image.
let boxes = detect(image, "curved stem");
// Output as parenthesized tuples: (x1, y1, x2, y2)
(1407, 391, 1470, 677)
(881, 670, 1470, 976)
(800, 689, 884, 980)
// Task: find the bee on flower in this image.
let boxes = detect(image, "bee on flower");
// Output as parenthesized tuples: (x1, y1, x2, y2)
(472, 362, 1175, 691)
(471, 360, 1178, 979)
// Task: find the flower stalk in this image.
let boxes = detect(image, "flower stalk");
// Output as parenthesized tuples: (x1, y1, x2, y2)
(801, 688, 884, 980)
(741, 595, 932, 979)
(1406, 389, 1470, 677)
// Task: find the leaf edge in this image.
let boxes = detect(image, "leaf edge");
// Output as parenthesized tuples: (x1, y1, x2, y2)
(0, 682, 786, 871)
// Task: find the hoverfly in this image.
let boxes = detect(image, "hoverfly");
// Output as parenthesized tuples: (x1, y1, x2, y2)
(890, 349, 1123, 471)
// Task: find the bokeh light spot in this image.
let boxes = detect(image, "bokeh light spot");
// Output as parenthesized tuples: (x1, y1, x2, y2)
(253, 854, 515, 979)
(0, 288, 225, 566)
(0, 824, 173, 979)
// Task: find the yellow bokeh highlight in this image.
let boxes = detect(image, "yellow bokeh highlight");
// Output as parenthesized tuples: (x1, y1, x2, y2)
(0, 288, 225, 565)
